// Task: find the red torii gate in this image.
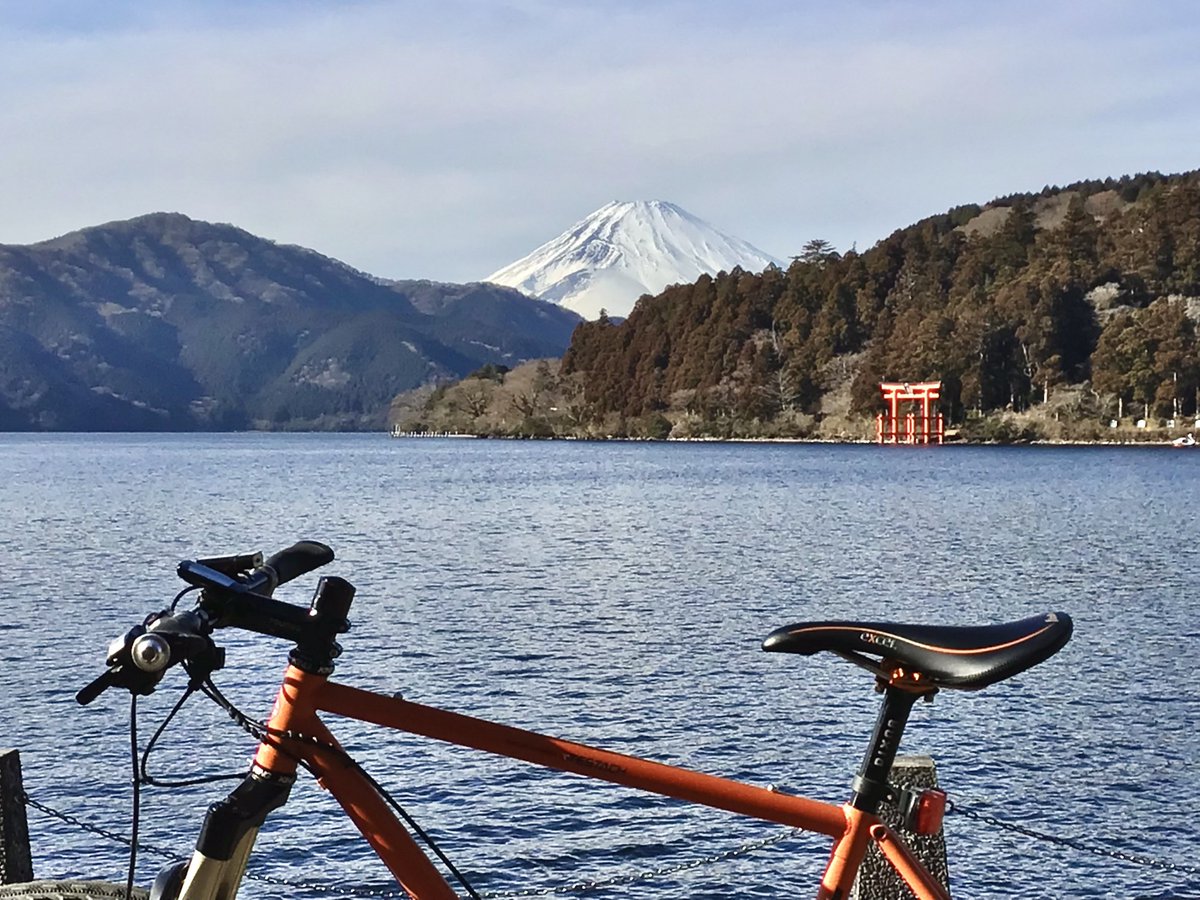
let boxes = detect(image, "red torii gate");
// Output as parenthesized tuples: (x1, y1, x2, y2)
(877, 381, 944, 445)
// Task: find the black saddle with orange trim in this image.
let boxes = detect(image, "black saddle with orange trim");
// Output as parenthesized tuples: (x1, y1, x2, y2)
(762, 612, 1072, 691)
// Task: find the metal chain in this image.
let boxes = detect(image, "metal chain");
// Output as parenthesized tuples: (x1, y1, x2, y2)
(21, 790, 803, 898)
(23, 792, 407, 896)
(476, 827, 803, 898)
(236, 869, 410, 897)
(19, 793, 176, 861)
(26, 787, 1200, 894)
(197, 828, 806, 899)
(947, 801, 1200, 876)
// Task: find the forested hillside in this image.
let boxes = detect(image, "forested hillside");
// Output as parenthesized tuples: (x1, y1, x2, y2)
(0, 213, 580, 430)
(554, 171, 1200, 440)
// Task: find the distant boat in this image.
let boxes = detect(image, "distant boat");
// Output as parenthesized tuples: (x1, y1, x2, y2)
(1172, 433, 1196, 447)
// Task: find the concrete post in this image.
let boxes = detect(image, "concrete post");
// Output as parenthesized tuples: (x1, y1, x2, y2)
(0, 749, 33, 884)
(851, 755, 950, 899)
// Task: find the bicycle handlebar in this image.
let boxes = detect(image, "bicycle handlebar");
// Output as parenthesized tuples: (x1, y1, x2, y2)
(76, 540, 340, 706)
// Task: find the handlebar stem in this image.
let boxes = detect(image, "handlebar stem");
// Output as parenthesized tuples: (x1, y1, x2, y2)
(289, 576, 356, 675)
(80, 544, 344, 705)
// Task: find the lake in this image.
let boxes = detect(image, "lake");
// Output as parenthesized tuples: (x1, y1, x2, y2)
(0, 434, 1197, 899)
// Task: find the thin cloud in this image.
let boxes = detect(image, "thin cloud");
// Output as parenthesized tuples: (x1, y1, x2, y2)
(1, 0, 1197, 281)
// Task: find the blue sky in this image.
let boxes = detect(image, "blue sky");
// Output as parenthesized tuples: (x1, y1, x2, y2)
(1, 0, 1197, 282)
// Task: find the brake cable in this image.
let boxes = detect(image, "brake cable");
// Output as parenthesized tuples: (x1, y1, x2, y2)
(196, 673, 485, 900)
(168, 585, 200, 613)
(126, 695, 140, 900)
(124, 661, 484, 900)
(139, 674, 242, 789)
(115, 567, 481, 899)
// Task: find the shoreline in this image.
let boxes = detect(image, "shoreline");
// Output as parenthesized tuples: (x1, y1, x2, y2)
(388, 430, 1198, 448)
(1, 430, 1193, 448)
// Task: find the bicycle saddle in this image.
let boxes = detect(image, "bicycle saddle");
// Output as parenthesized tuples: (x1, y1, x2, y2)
(762, 612, 1072, 690)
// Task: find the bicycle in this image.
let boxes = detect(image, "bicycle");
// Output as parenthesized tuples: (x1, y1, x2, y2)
(6, 541, 1073, 900)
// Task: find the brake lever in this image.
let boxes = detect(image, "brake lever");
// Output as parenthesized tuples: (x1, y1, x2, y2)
(76, 623, 148, 705)
(75, 659, 165, 705)
(76, 613, 212, 706)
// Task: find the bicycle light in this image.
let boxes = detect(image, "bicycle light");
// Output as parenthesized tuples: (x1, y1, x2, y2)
(131, 633, 171, 673)
(898, 786, 947, 835)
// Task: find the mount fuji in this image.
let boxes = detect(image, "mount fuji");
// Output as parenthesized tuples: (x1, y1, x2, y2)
(485, 200, 783, 320)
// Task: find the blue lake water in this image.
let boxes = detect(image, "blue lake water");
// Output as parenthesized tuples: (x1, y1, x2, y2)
(0, 434, 1197, 899)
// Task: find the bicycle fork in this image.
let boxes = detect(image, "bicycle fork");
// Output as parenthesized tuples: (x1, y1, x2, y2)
(150, 771, 292, 900)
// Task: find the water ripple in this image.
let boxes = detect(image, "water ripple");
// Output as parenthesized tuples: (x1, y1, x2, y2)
(0, 436, 1196, 898)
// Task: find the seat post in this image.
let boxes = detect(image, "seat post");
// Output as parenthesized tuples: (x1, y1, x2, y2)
(849, 685, 922, 814)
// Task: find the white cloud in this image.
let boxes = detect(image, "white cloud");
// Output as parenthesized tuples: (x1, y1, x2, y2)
(1, 0, 1198, 280)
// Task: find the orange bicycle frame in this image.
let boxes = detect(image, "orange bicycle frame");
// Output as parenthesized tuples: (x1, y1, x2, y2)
(210, 663, 950, 900)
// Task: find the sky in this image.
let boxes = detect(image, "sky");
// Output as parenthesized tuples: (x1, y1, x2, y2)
(2, 0, 1198, 283)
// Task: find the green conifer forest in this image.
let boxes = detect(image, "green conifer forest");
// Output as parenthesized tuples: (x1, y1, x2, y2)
(394, 171, 1200, 442)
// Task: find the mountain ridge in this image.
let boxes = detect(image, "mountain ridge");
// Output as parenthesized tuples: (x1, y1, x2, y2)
(486, 200, 782, 320)
(0, 212, 581, 431)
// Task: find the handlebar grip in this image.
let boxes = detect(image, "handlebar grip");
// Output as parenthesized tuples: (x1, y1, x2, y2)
(262, 541, 334, 588)
(76, 668, 118, 706)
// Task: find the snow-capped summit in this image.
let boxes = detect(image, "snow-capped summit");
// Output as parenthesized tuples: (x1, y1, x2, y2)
(485, 200, 782, 320)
